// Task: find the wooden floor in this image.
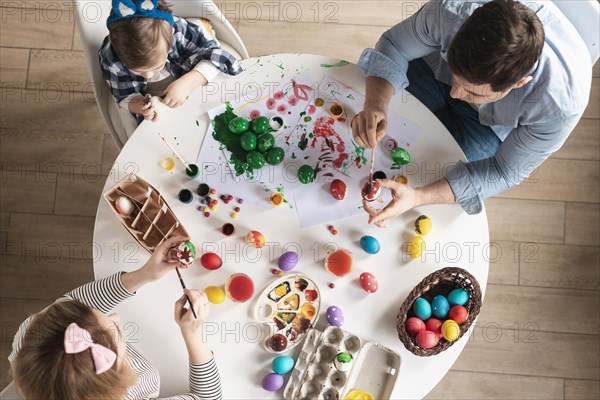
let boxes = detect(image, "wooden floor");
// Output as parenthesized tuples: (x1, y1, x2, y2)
(1, 1, 598, 398)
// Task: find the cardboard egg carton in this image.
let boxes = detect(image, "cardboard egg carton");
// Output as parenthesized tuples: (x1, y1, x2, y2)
(103, 174, 189, 253)
(283, 326, 401, 400)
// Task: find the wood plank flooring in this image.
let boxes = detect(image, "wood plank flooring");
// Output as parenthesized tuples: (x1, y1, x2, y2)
(1, 1, 598, 398)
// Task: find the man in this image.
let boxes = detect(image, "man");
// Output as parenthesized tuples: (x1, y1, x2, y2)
(353, 0, 592, 227)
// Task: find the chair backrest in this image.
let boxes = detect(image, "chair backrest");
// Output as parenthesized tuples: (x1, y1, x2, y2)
(551, 0, 600, 64)
(0, 382, 22, 400)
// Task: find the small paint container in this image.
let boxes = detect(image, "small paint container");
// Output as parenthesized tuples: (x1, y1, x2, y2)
(178, 189, 193, 204)
(185, 163, 200, 178)
(197, 183, 210, 197)
(373, 171, 387, 180)
(329, 103, 344, 119)
(159, 156, 175, 171)
(221, 222, 235, 236)
(269, 116, 284, 131)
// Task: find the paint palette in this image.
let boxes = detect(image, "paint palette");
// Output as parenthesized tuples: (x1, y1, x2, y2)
(283, 326, 401, 400)
(254, 274, 321, 353)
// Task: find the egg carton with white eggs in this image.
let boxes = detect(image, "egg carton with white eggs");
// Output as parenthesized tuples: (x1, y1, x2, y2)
(283, 326, 401, 400)
(103, 174, 189, 253)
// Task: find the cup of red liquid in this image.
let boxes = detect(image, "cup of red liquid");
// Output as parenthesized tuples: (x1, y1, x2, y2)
(225, 273, 255, 302)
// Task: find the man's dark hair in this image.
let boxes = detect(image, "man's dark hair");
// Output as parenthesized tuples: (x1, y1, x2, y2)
(447, 0, 545, 92)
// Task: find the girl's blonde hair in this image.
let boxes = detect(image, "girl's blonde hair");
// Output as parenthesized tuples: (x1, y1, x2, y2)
(12, 300, 137, 400)
(108, 0, 174, 70)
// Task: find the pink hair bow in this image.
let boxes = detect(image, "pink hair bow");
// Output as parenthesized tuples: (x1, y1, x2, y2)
(64, 322, 117, 374)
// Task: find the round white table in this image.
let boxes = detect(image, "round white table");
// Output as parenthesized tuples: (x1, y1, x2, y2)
(94, 54, 489, 399)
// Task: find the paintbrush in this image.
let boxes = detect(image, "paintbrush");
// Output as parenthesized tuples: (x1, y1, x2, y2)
(366, 144, 377, 194)
(157, 133, 191, 171)
(175, 266, 198, 319)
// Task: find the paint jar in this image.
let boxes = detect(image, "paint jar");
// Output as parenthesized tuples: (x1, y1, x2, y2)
(221, 222, 235, 236)
(159, 156, 175, 171)
(329, 103, 344, 119)
(185, 163, 200, 178)
(269, 116, 284, 131)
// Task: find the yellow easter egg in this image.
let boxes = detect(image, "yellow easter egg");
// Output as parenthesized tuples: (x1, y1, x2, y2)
(442, 319, 460, 341)
(205, 286, 226, 304)
(414, 215, 432, 236)
(393, 175, 408, 184)
(344, 389, 374, 400)
(406, 236, 426, 258)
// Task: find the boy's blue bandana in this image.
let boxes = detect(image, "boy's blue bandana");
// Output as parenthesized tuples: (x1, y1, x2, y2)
(107, 0, 174, 27)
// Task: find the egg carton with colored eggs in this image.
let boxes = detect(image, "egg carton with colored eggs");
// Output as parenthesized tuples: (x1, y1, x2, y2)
(103, 174, 190, 253)
(283, 326, 401, 400)
(254, 274, 321, 353)
(396, 267, 482, 356)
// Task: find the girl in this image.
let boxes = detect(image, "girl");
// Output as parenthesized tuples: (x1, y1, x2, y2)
(99, 0, 242, 124)
(9, 237, 221, 399)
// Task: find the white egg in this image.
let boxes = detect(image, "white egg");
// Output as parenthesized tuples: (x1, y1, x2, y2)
(115, 196, 134, 216)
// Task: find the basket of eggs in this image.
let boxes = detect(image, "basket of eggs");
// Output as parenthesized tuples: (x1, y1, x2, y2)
(397, 267, 482, 356)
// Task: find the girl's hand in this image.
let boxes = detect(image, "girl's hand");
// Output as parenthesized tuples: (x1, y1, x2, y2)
(363, 179, 419, 227)
(163, 77, 192, 108)
(128, 95, 158, 122)
(174, 289, 210, 333)
(139, 236, 190, 281)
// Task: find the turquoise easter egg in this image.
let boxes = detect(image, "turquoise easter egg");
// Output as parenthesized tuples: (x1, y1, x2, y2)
(272, 355, 295, 375)
(448, 288, 469, 306)
(360, 236, 380, 254)
(413, 297, 432, 320)
(431, 295, 450, 319)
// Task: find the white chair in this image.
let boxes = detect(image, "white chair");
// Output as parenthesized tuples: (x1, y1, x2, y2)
(551, 0, 600, 64)
(74, 0, 250, 148)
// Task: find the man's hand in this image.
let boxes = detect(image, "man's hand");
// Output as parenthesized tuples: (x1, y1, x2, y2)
(128, 95, 159, 122)
(352, 107, 388, 149)
(363, 179, 419, 227)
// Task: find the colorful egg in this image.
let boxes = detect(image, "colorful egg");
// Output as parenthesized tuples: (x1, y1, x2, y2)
(425, 318, 444, 339)
(246, 151, 265, 169)
(406, 236, 426, 258)
(115, 196, 134, 216)
(205, 286, 225, 304)
(329, 179, 347, 200)
(448, 305, 469, 324)
(228, 116, 250, 134)
(431, 295, 450, 319)
(442, 319, 460, 341)
(405, 317, 426, 337)
(297, 165, 314, 184)
(200, 252, 222, 270)
(176, 241, 196, 266)
(448, 288, 469, 306)
(266, 147, 285, 165)
(326, 306, 344, 327)
(257, 133, 275, 152)
(414, 215, 432, 236)
(391, 147, 410, 165)
(324, 249, 353, 277)
(251, 116, 270, 135)
(416, 330, 439, 349)
(225, 273, 255, 303)
(269, 333, 288, 351)
(361, 180, 381, 202)
(278, 251, 299, 271)
(245, 230, 266, 248)
(272, 355, 294, 375)
(261, 373, 284, 391)
(240, 131, 257, 151)
(413, 297, 432, 320)
(359, 272, 378, 293)
(360, 236, 380, 254)
(334, 352, 353, 372)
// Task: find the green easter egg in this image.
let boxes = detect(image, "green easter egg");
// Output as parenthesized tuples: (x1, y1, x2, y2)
(228, 117, 250, 134)
(391, 147, 411, 165)
(266, 147, 285, 165)
(251, 116, 270, 135)
(257, 133, 275, 152)
(246, 151, 266, 169)
(240, 132, 257, 151)
(297, 165, 314, 184)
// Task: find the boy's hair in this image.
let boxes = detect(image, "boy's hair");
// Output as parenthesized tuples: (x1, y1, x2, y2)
(12, 300, 137, 400)
(447, 0, 545, 92)
(109, 0, 174, 70)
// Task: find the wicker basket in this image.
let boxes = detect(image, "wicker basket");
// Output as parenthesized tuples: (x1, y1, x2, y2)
(397, 267, 482, 356)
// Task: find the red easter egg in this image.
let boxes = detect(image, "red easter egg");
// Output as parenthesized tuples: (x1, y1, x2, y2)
(448, 305, 469, 325)
(416, 330, 440, 349)
(425, 318, 444, 339)
(406, 317, 425, 337)
(359, 272, 378, 293)
(330, 179, 347, 200)
(200, 252, 222, 270)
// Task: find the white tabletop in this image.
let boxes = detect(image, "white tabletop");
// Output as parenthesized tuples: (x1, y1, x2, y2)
(93, 54, 489, 399)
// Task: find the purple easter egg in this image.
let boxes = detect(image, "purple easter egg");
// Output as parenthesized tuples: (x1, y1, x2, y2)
(261, 373, 284, 392)
(278, 251, 299, 271)
(326, 305, 344, 327)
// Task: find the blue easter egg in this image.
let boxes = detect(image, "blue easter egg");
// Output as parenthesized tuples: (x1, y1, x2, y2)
(448, 288, 469, 306)
(431, 295, 450, 319)
(413, 298, 432, 320)
(360, 236, 381, 254)
(272, 355, 295, 375)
